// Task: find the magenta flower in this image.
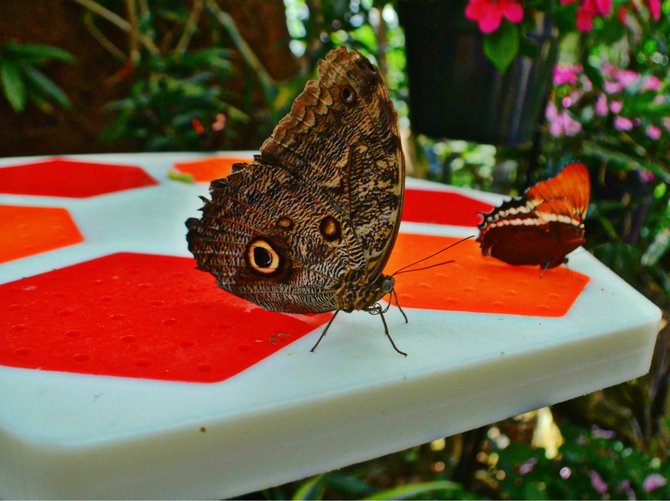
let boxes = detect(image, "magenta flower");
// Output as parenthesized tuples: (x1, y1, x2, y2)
(614, 116, 634, 131)
(647, 124, 662, 140)
(610, 100, 623, 113)
(642, 75, 662, 91)
(596, 93, 608, 116)
(577, 5, 595, 31)
(617, 69, 639, 88)
(646, 0, 662, 20)
(576, 0, 612, 31)
(518, 457, 537, 475)
(616, 479, 636, 500)
(465, 0, 524, 34)
(643, 473, 667, 493)
(546, 102, 582, 136)
(604, 80, 623, 94)
(590, 470, 608, 495)
(554, 65, 582, 86)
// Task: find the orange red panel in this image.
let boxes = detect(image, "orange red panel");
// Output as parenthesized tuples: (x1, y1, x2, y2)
(0, 158, 157, 197)
(173, 156, 252, 183)
(385, 233, 589, 317)
(0, 205, 84, 263)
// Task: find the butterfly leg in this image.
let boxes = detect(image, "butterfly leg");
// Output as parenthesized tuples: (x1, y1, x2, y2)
(371, 304, 407, 357)
(310, 309, 341, 353)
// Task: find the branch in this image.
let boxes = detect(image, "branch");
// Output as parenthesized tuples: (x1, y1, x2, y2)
(206, 1, 276, 102)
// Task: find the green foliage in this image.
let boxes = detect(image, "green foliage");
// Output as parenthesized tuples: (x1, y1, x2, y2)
(483, 22, 519, 73)
(541, 2, 670, 305)
(485, 421, 670, 500)
(0, 40, 75, 113)
(102, 49, 247, 151)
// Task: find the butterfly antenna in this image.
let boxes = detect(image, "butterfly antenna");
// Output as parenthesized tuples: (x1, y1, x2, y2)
(391, 288, 408, 324)
(391, 235, 475, 276)
(310, 310, 340, 353)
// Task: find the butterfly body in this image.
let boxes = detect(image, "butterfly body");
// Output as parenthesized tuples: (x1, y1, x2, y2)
(186, 47, 405, 341)
(477, 162, 590, 269)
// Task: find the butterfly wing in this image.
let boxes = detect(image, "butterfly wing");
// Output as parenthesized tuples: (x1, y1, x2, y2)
(477, 162, 590, 268)
(260, 47, 405, 278)
(186, 47, 404, 313)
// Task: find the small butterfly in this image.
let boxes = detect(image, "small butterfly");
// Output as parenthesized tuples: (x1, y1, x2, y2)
(477, 162, 590, 270)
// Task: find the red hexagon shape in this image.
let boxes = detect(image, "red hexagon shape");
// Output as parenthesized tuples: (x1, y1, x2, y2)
(0, 158, 158, 197)
(172, 155, 252, 183)
(385, 233, 589, 317)
(0, 205, 84, 263)
(0, 253, 330, 383)
(403, 189, 494, 227)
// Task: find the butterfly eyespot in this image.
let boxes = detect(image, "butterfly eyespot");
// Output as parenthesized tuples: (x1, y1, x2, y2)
(341, 86, 355, 104)
(319, 216, 341, 242)
(245, 239, 281, 275)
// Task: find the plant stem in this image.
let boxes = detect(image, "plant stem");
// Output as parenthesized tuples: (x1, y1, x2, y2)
(206, 1, 276, 103)
(125, 0, 140, 64)
(176, 0, 205, 54)
(70, 0, 160, 56)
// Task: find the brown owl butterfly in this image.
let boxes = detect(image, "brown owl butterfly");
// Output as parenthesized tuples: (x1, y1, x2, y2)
(186, 47, 407, 355)
(477, 162, 590, 270)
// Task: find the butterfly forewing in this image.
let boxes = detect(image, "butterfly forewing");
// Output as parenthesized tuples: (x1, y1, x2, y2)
(260, 47, 405, 278)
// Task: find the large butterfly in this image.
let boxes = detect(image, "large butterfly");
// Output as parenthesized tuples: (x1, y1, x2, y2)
(477, 162, 590, 270)
(186, 47, 406, 354)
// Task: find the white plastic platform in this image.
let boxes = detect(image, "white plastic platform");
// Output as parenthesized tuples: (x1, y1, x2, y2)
(0, 153, 661, 499)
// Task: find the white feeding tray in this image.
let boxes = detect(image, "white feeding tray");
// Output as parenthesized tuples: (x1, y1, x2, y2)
(0, 153, 661, 499)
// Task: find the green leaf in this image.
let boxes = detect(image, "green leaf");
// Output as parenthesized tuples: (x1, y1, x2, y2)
(167, 170, 195, 184)
(581, 140, 670, 184)
(7, 42, 76, 64)
(21, 64, 71, 108)
(364, 480, 464, 500)
(0, 61, 27, 112)
(291, 474, 324, 500)
(582, 61, 604, 90)
(483, 22, 519, 74)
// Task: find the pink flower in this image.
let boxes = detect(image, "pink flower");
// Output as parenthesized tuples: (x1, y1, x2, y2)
(519, 457, 537, 475)
(546, 102, 583, 137)
(616, 69, 639, 88)
(590, 470, 608, 495)
(642, 75, 662, 91)
(596, 93, 608, 116)
(553, 65, 582, 86)
(610, 100, 623, 113)
(465, 0, 524, 34)
(604, 80, 623, 94)
(614, 116, 634, 131)
(643, 473, 667, 493)
(616, 479, 636, 500)
(647, 124, 662, 140)
(646, 0, 662, 20)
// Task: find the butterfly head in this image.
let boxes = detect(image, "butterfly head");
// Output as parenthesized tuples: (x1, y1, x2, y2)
(337, 273, 396, 312)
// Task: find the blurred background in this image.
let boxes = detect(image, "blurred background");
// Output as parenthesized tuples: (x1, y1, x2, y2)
(1, 0, 669, 498)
